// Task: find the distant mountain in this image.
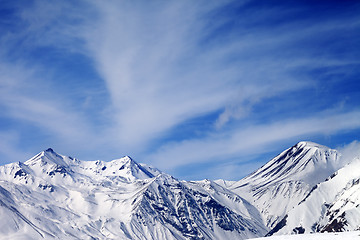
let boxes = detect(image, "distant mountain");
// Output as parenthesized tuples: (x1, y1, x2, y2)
(0, 148, 266, 239)
(219, 141, 341, 229)
(0, 141, 359, 239)
(268, 154, 360, 235)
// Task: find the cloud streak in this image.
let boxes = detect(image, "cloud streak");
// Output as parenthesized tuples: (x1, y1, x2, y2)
(148, 110, 360, 170)
(0, 1, 359, 179)
(80, 1, 319, 148)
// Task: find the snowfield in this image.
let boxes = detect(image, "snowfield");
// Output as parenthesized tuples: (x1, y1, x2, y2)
(0, 148, 266, 239)
(221, 141, 341, 229)
(252, 231, 360, 240)
(0, 141, 359, 239)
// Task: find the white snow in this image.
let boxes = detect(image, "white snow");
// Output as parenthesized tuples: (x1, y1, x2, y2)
(251, 231, 360, 240)
(227, 141, 341, 228)
(274, 157, 360, 235)
(0, 141, 359, 239)
(0, 148, 266, 239)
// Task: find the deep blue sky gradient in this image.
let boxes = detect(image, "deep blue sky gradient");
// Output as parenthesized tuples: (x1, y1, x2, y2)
(0, 0, 359, 180)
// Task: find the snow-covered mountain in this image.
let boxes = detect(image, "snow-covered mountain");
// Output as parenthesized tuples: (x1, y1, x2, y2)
(218, 141, 341, 229)
(222, 141, 360, 237)
(268, 154, 360, 235)
(0, 148, 266, 239)
(252, 230, 360, 240)
(1, 141, 360, 239)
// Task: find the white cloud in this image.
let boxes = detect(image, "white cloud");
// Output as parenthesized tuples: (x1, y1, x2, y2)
(0, 60, 110, 157)
(147, 110, 360, 171)
(0, 1, 359, 181)
(0, 131, 31, 163)
(0, 62, 80, 139)
(79, 1, 324, 151)
(337, 140, 360, 168)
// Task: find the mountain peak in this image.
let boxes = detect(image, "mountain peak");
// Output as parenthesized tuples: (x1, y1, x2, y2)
(123, 155, 133, 161)
(239, 141, 340, 187)
(229, 142, 341, 229)
(45, 148, 55, 153)
(0, 142, 359, 239)
(295, 141, 329, 149)
(122, 156, 136, 166)
(25, 148, 69, 168)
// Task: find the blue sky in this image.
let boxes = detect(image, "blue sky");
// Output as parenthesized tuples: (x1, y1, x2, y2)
(0, 0, 359, 180)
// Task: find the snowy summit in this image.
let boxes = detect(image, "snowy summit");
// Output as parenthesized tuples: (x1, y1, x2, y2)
(0, 141, 360, 239)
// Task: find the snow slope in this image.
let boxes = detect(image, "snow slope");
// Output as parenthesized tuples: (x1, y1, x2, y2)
(221, 141, 340, 228)
(270, 156, 360, 235)
(252, 230, 360, 240)
(1, 141, 360, 239)
(0, 148, 266, 239)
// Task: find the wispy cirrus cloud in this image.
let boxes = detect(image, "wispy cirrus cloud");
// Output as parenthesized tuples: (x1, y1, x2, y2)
(80, 1, 317, 148)
(0, 60, 98, 154)
(0, 1, 359, 179)
(148, 110, 360, 171)
(0, 131, 31, 164)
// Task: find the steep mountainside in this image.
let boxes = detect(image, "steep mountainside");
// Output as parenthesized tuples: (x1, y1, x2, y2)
(252, 230, 360, 240)
(269, 156, 360, 235)
(1, 141, 360, 239)
(0, 148, 266, 240)
(220, 141, 341, 228)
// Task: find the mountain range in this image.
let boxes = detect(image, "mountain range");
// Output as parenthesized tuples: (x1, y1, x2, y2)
(0, 141, 359, 239)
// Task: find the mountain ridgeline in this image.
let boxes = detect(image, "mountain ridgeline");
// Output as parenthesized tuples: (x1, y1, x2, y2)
(0, 141, 359, 239)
